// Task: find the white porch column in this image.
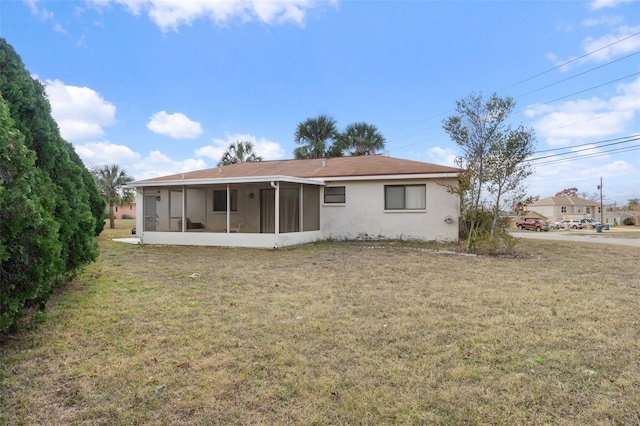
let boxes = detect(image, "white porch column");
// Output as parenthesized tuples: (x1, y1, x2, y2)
(226, 184, 230, 233)
(274, 182, 280, 236)
(181, 185, 186, 232)
(271, 181, 280, 248)
(135, 189, 144, 237)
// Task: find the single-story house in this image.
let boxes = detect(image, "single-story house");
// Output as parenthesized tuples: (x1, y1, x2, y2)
(111, 202, 136, 219)
(127, 155, 461, 248)
(528, 196, 601, 223)
(509, 210, 548, 228)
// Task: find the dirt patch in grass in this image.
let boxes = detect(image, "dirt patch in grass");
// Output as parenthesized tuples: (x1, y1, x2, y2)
(1, 221, 639, 425)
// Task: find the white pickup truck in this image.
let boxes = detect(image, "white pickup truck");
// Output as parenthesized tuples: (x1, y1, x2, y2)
(553, 219, 584, 229)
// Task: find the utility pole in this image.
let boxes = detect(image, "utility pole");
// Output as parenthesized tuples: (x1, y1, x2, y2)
(598, 177, 603, 223)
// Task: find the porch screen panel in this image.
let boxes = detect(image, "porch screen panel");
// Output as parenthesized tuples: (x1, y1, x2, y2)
(260, 189, 275, 233)
(280, 188, 300, 233)
(303, 186, 320, 231)
(169, 189, 183, 231)
(405, 185, 426, 209)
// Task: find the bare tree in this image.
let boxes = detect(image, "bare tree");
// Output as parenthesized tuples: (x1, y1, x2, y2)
(443, 92, 536, 250)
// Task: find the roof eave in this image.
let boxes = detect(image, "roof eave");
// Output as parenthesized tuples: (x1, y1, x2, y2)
(321, 172, 460, 181)
(127, 175, 326, 187)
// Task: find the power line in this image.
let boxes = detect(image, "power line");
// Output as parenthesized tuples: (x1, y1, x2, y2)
(500, 30, 640, 92)
(513, 51, 640, 100)
(387, 30, 640, 140)
(535, 113, 611, 136)
(527, 143, 640, 166)
(516, 71, 640, 114)
(532, 135, 639, 155)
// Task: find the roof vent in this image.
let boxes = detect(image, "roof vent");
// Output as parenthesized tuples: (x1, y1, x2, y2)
(322, 160, 326, 167)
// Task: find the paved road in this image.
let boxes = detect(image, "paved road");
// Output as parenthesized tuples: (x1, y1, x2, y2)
(511, 229, 640, 248)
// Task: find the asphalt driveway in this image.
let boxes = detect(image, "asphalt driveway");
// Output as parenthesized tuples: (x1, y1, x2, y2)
(511, 227, 640, 248)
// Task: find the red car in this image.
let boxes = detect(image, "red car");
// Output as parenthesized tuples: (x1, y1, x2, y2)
(515, 219, 550, 231)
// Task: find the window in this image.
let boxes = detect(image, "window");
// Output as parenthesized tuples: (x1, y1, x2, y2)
(384, 185, 425, 210)
(213, 190, 237, 212)
(561, 206, 567, 213)
(586, 207, 590, 214)
(324, 186, 346, 204)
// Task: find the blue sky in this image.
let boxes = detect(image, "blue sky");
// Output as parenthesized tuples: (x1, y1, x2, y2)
(2, 0, 639, 206)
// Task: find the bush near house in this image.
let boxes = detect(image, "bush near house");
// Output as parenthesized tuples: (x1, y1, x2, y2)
(0, 39, 102, 333)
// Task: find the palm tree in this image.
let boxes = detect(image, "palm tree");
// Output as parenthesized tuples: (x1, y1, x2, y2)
(337, 122, 386, 156)
(91, 164, 134, 229)
(293, 115, 338, 159)
(218, 141, 263, 166)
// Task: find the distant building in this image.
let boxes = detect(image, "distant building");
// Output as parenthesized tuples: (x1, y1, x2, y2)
(528, 196, 600, 223)
(111, 203, 136, 219)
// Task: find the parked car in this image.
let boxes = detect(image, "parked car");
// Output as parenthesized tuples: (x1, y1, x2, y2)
(580, 218, 601, 228)
(553, 219, 583, 229)
(515, 218, 550, 231)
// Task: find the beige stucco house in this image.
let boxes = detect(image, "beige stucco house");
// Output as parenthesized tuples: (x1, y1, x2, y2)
(112, 202, 136, 219)
(127, 156, 461, 248)
(528, 196, 601, 223)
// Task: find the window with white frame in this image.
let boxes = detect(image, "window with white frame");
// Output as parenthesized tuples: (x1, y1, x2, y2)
(213, 190, 237, 212)
(561, 206, 567, 213)
(324, 186, 346, 204)
(384, 185, 426, 210)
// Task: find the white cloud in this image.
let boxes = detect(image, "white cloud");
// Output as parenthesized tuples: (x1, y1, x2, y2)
(25, 0, 54, 20)
(589, 0, 634, 10)
(74, 141, 140, 167)
(550, 25, 640, 69)
(425, 146, 458, 167)
(45, 79, 116, 142)
(196, 133, 285, 161)
(526, 77, 640, 145)
(72, 141, 209, 181)
(91, 0, 327, 32)
(526, 155, 636, 202)
(146, 111, 203, 139)
(131, 150, 208, 180)
(582, 15, 623, 27)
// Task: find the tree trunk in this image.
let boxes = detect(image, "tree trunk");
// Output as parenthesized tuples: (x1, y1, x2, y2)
(491, 193, 502, 238)
(109, 201, 115, 229)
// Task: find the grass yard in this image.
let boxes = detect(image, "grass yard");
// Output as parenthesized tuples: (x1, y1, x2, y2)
(1, 219, 639, 425)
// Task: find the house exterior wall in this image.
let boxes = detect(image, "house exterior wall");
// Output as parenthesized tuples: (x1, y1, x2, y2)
(530, 205, 555, 220)
(134, 176, 460, 247)
(320, 178, 459, 242)
(112, 203, 136, 219)
(531, 202, 599, 223)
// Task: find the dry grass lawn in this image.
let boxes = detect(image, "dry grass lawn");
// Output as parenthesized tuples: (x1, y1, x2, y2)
(1, 219, 639, 425)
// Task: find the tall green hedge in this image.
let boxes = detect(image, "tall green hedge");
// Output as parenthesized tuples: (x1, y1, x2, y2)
(0, 39, 105, 332)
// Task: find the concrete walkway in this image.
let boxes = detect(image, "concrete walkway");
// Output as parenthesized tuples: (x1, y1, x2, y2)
(112, 237, 141, 244)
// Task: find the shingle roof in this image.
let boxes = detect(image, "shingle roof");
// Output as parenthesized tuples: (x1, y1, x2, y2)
(139, 155, 461, 182)
(530, 196, 597, 206)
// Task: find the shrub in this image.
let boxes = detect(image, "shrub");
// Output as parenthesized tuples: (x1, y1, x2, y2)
(121, 214, 134, 219)
(622, 217, 635, 226)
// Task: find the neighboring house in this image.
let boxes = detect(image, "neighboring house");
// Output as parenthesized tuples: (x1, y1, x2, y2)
(509, 210, 548, 228)
(603, 209, 637, 226)
(528, 196, 601, 223)
(111, 202, 136, 219)
(127, 156, 461, 248)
